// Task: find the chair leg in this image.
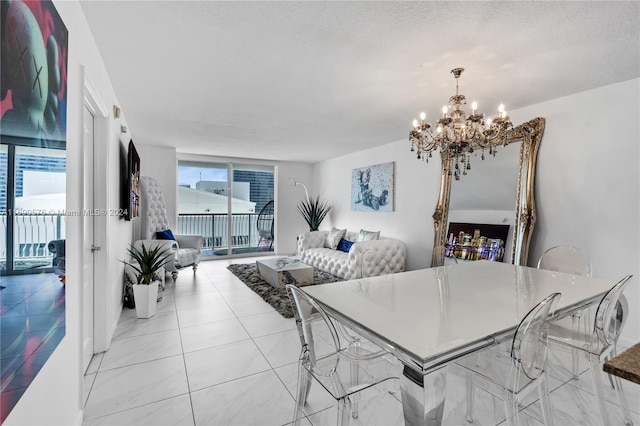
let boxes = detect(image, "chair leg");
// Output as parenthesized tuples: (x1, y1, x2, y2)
(465, 370, 475, 423)
(605, 344, 634, 425)
(589, 354, 611, 425)
(570, 312, 581, 379)
(192, 263, 198, 272)
(503, 388, 519, 426)
(538, 375, 555, 426)
(292, 362, 311, 425)
(349, 362, 360, 419)
(612, 374, 633, 426)
(465, 352, 481, 423)
(337, 397, 352, 426)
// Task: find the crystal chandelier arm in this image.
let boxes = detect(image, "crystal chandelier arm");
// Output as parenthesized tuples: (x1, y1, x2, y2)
(409, 68, 513, 176)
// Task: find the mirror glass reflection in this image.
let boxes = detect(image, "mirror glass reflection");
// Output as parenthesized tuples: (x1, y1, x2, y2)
(446, 141, 521, 263)
(432, 117, 545, 267)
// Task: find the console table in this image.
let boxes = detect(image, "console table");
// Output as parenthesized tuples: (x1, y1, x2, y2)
(604, 342, 640, 385)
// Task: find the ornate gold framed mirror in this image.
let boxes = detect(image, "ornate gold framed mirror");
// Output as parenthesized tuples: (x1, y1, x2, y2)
(431, 117, 546, 266)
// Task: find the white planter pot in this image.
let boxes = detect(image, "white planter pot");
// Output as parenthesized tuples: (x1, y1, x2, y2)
(132, 281, 159, 319)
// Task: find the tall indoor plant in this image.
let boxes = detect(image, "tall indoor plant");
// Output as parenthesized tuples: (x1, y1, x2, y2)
(122, 242, 173, 318)
(290, 178, 331, 231)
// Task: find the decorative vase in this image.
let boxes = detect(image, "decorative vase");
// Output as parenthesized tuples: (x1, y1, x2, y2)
(132, 281, 159, 319)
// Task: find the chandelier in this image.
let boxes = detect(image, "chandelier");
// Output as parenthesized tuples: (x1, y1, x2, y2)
(409, 68, 513, 180)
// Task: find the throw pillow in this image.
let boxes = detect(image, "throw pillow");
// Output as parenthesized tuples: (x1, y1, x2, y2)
(156, 229, 176, 240)
(336, 238, 354, 253)
(325, 227, 346, 249)
(357, 229, 380, 242)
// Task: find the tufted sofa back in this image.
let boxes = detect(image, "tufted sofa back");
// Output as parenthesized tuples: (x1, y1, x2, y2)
(297, 230, 406, 280)
(138, 176, 171, 240)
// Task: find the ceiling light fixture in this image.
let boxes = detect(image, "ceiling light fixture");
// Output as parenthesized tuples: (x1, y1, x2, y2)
(409, 68, 513, 180)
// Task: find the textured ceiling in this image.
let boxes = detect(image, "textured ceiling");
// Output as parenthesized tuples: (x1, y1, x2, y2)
(80, 1, 640, 163)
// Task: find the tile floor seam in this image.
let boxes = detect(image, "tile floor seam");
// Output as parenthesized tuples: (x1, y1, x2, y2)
(83, 393, 193, 423)
(96, 353, 186, 373)
(81, 354, 103, 411)
(181, 335, 254, 356)
(189, 367, 277, 395)
(83, 373, 97, 408)
(108, 325, 181, 342)
(172, 284, 198, 426)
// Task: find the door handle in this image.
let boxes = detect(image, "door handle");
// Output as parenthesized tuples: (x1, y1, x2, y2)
(91, 245, 101, 252)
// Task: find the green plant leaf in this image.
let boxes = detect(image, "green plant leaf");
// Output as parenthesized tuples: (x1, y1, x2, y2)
(297, 195, 331, 231)
(121, 242, 173, 284)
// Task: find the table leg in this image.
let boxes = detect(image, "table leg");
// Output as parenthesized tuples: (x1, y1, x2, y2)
(400, 365, 447, 426)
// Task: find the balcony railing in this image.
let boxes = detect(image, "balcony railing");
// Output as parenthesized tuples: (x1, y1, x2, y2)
(178, 213, 272, 255)
(1, 213, 66, 271)
(1, 211, 268, 270)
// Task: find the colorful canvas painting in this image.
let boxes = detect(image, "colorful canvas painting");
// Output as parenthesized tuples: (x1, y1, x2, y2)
(351, 162, 394, 212)
(0, 1, 68, 422)
(1, 0, 69, 148)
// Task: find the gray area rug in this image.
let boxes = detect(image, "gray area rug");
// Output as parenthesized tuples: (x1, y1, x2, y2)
(227, 263, 342, 318)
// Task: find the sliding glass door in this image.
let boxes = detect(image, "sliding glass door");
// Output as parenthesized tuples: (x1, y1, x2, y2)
(177, 160, 275, 258)
(231, 163, 275, 255)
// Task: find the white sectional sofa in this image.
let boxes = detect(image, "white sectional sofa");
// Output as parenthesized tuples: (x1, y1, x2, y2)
(296, 229, 406, 280)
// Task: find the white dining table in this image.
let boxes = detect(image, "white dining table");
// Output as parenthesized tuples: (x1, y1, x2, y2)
(301, 260, 618, 426)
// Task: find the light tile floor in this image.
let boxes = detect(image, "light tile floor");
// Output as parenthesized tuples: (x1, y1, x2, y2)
(1, 272, 66, 423)
(82, 257, 640, 425)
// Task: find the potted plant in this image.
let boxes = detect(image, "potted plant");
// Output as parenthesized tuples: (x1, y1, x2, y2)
(297, 195, 331, 231)
(290, 178, 331, 231)
(122, 242, 173, 318)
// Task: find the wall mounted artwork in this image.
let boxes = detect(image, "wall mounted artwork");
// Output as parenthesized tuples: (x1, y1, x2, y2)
(1, 1, 68, 422)
(1, 0, 68, 148)
(351, 162, 394, 212)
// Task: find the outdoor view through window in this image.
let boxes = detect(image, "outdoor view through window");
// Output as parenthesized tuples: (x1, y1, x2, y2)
(177, 161, 275, 257)
(1, 145, 67, 422)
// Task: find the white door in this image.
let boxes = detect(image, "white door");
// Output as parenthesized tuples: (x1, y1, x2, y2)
(82, 105, 95, 372)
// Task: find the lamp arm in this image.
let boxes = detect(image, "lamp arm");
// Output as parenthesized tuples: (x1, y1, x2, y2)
(289, 178, 310, 203)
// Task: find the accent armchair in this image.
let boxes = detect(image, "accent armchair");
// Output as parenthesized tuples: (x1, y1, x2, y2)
(48, 239, 65, 284)
(134, 176, 204, 279)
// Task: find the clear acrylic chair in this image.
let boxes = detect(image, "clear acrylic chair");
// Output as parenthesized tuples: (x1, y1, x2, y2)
(547, 275, 634, 426)
(331, 249, 394, 363)
(537, 245, 592, 378)
(286, 284, 400, 425)
(460, 292, 561, 426)
(537, 246, 593, 277)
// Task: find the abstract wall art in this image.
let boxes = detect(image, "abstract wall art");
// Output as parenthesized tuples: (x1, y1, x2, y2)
(351, 161, 394, 212)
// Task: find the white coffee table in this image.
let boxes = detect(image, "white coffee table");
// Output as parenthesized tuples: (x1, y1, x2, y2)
(256, 257, 313, 290)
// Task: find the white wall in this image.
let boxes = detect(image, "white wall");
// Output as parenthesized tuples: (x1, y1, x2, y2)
(278, 162, 315, 254)
(314, 78, 640, 345)
(512, 79, 640, 345)
(6, 1, 134, 424)
(314, 142, 442, 271)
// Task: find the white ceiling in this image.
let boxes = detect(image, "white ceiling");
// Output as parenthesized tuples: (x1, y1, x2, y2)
(80, 1, 640, 164)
